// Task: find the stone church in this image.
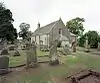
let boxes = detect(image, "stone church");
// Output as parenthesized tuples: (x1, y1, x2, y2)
(31, 18, 76, 49)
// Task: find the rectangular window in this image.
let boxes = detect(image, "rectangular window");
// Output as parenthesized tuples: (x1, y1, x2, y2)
(59, 29, 62, 34)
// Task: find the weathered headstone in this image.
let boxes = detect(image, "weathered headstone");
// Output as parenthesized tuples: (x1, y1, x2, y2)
(85, 36, 90, 52)
(26, 41, 37, 68)
(97, 42, 100, 51)
(44, 45, 49, 52)
(14, 40, 20, 56)
(49, 40, 59, 65)
(1, 50, 9, 55)
(1, 39, 9, 55)
(71, 41, 76, 52)
(0, 56, 9, 75)
(62, 44, 71, 55)
(8, 45, 15, 51)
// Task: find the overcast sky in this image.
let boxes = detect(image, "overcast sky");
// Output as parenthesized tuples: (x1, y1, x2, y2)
(2, 0, 100, 33)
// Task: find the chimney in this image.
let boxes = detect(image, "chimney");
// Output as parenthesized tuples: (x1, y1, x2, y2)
(37, 22, 40, 28)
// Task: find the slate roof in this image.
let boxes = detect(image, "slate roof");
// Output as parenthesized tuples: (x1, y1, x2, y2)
(33, 20, 60, 36)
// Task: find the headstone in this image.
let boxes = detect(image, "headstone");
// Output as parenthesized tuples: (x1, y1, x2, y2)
(85, 36, 90, 52)
(0, 39, 9, 55)
(49, 40, 59, 65)
(97, 42, 100, 51)
(72, 41, 76, 52)
(62, 44, 71, 55)
(14, 51, 20, 56)
(8, 45, 15, 51)
(44, 45, 49, 52)
(14, 40, 20, 56)
(26, 41, 37, 68)
(0, 56, 9, 75)
(1, 50, 9, 55)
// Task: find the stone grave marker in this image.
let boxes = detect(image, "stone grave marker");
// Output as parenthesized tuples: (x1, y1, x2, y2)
(26, 41, 38, 68)
(62, 43, 71, 55)
(0, 56, 9, 75)
(14, 40, 20, 56)
(1, 39, 9, 55)
(84, 36, 90, 52)
(8, 45, 15, 51)
(72, 41, 76, 52)
(49, 40, 59, 65)
(97, 42, 100, 51)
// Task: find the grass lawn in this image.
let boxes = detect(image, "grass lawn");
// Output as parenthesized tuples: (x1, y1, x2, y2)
(7, 49, 100, 83)
(9, 50, 26, 67)
(9, 49, 49, 67)
(61, 51, 100, 71)
(19, 51, 100, 83)
(37, 50, 49, 57)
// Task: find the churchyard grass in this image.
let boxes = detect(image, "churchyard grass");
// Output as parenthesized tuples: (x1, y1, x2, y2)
(9, 50, 26, 67)
(9, 49, 100, 69)
(8, 49, 48, 67)
(7, 49, 100, 83)
(62, 51, 100, 71)
(37, 49, 49, 57)
(20, 51, 100, 83)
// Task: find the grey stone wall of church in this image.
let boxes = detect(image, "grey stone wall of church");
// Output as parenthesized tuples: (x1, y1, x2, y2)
(49, 19, 71, 45)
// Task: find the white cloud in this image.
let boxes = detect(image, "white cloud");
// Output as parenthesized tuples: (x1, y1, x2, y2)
(1, 0, 100, 33)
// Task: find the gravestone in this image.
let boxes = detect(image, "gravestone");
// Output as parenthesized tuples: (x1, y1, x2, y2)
(72, 41, 76, 52)
(0, 56, 9, 75)
(97, 42, 100, 51)
(44, 45, 49, 52)
(62, 44, 71, 55)
(8, 45, 15, 51)
(14, 40, 20, 56)
(49, 40, 59, 65)
(26, 41, 37, 68)
(1, 39, 9, 55)
(84, 36, 90, 52)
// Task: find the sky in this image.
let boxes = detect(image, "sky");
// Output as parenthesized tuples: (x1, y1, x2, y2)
(2, 0, 100, 33)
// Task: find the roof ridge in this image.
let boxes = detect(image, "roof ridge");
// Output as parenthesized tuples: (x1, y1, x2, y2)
(32, 19, 61, 36)
(33, 19, 59, 33)
(40, 19, 59, 29)
(48, 20, 59, 33)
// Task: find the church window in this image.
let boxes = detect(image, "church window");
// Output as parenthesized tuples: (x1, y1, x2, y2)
(59, 29, 62, 34)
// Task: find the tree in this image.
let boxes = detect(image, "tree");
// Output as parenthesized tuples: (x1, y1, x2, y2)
(97, 35, 100, 43)
(86, 31, 98, 48)
(19, 23, 31, 40)
(78, 35, 86, 47)
(66, 17, 85, 37)
(79, 31, 99, 48)
(0, 2, 17, 42)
